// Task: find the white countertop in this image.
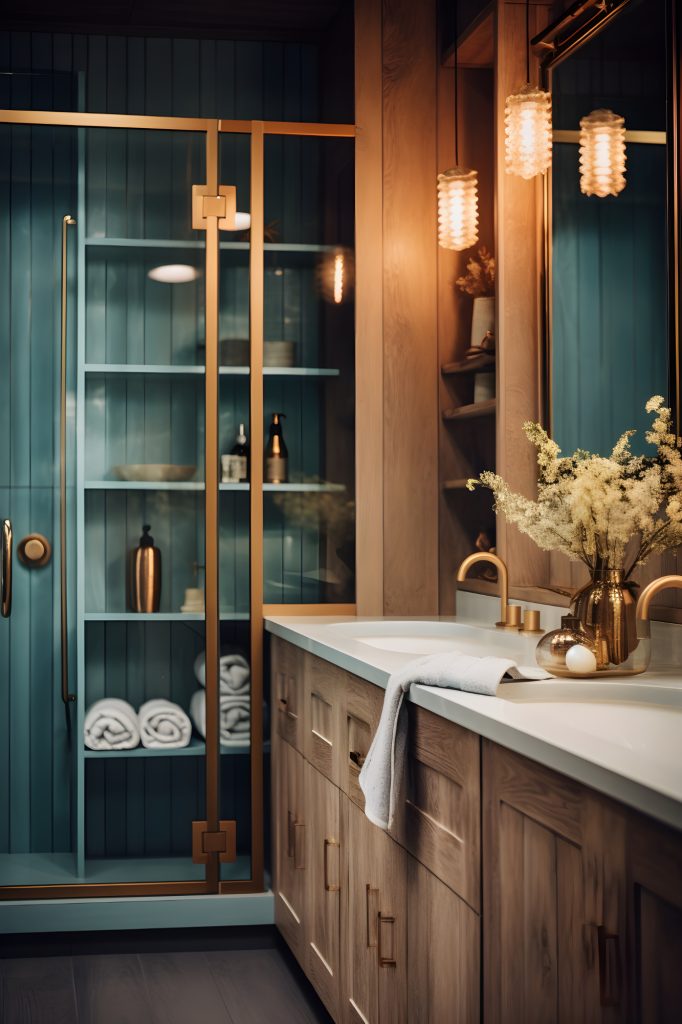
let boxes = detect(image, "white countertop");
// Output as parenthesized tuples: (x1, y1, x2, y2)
(264, 614, 682, 832)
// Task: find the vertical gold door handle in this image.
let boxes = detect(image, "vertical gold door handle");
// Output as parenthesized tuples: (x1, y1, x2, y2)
(378, 913, 397, 968)
(60, 214, 76, 704)
(1, 519, 12, 618)
(366, 885, 379, 948)
(324, 838, 340, 892)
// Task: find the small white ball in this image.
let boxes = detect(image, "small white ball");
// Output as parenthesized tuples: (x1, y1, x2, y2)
(565, 643, 597, 675)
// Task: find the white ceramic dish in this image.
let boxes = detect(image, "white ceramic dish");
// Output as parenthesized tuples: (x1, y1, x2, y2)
(113, 464, 197, 482)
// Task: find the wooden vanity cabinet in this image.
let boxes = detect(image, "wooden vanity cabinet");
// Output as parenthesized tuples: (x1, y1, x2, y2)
(306, 762, 344, 1020)
(626, 813, 682, 1023)
(272, 730, 307, 964)
(482, 740, 628, 1024)
(272, 636, 306, 753)
(345, 799, 407, 1024)
(304, 654, 347, 788)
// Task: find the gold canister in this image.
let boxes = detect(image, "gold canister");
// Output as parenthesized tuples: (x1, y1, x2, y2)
(129, 524, 161, 613)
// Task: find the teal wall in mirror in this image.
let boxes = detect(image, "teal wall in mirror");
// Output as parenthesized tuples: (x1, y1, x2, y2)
(547, 0, 674, 457)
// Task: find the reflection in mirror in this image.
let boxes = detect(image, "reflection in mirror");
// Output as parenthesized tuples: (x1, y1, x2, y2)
(547, 0, 673, 456)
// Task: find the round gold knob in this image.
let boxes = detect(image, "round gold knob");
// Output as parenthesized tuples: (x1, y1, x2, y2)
(25, 538, 45, 561)
(17, 533, 52, 568)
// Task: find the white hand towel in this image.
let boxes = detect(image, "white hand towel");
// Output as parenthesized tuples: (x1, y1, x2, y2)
(193, 652, 250, 695)
(359, 651, 550, 831)
(84, 698, 140, 750)
(138, 698, 192, 749)
(190, 689, 251, 747)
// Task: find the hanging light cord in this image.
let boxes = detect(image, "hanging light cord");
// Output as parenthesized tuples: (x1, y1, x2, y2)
(453, 0, 459, 164)
(526, 0, 530, 84)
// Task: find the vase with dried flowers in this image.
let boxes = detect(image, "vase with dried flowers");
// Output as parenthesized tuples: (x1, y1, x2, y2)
(467, 396, 682, 669)
(456, 247, 496, 355)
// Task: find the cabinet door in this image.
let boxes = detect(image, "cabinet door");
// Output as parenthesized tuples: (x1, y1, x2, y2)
(306, 763, 343, 1019)
(272, 638, 305, 752)
(344, 675, 383, 808)
(273, 735, 307, 964)
(627, 813, 682, 1023)
(345, 800, 407, 1024)
(304, 653, 347, 788)
(407, 858, 480, 1023)
(483, 741, 627, 1024)
(395, 704, 480, 909)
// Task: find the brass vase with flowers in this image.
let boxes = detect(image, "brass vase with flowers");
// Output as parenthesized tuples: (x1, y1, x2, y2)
(467, 396, 682, 675)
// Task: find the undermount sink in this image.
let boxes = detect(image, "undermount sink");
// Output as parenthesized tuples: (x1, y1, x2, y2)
(499, 679, 682, 709)
(329, 619, 539, 660)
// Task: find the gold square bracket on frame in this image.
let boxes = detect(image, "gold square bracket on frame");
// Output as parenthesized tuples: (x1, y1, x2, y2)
(192, 820, 237, 864)
(192, 184, 237, 231)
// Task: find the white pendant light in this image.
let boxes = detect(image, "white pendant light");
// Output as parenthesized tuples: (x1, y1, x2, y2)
(579, 109, 626, 197)
(505, 84, 552, 179)
(438, 168, 479, 251)
(504, 0, 552, 179)
(437, 1, 479, 251)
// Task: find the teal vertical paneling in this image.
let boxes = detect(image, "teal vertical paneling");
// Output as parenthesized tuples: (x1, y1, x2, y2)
(552, 142, 669, 455)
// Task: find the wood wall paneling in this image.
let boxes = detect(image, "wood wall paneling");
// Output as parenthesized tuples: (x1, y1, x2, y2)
(381, 0, 439, 615)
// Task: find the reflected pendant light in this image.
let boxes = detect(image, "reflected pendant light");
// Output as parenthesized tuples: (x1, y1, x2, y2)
(438, 0, 479, 251)
(504, 0, 552, 179)
(318, 246, 354, 304)
(579, 109, 626, 197)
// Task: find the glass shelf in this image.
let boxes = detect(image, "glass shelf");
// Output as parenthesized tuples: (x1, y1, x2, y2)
(84, 236, 338, 254)
(84, 364, 339, 377)
(83, 481, 342, 491)
(83, 612, 250, 622)
(83, 737, 266, 758)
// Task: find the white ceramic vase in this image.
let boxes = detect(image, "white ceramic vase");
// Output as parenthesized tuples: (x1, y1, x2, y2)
(470, 295, 495, 347)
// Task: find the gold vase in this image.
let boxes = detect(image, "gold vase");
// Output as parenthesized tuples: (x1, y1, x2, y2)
(571, 567, 637, 667)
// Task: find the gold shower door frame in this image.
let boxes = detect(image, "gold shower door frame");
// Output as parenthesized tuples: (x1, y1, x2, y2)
(0, 109, 356, 901)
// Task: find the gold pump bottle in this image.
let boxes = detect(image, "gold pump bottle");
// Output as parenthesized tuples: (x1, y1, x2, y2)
(265, 412, 288, 484)
(129, 524, 161, 613)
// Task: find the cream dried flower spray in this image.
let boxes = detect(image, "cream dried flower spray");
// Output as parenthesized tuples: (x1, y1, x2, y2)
(467, 396, 682, 579)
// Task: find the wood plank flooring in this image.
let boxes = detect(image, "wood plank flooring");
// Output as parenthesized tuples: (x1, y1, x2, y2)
(0, 946, 332, 1023)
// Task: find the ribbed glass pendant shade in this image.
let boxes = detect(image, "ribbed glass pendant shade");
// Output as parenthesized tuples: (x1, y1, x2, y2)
(437, 167, 479, 251)
(504, 84, 552, 179)
(579, 109, 626, 197)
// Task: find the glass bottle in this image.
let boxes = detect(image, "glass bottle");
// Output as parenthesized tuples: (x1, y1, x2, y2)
(535, 615, 596, 676)
(265, 412, 288, 484)
(231, 422, 249, 482)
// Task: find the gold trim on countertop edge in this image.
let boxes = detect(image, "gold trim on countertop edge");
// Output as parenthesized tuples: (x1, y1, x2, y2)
(249, 121, 266, 893)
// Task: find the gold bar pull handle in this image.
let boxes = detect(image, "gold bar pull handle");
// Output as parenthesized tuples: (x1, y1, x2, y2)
(597, 925, 622, 1008)
(366, 885, 379, 948)
(378, 913, 397, 968)
(60, 214, 76, 704)
(324, 837, 340, 892)
(1, 519, 12, 618)
(293, 821, 305, 870)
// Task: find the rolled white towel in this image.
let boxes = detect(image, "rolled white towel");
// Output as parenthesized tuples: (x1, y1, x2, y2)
(84, 698, 140, 750)
(193, 651, 250, 695)
(190, 689, 251, 747)
(138, 698, 192, 749)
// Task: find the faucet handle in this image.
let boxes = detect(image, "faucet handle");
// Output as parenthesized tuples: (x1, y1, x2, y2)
(520, 609, 543, 634)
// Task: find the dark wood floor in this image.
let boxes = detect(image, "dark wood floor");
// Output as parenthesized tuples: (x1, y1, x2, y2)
(0, 946, 333, 1023)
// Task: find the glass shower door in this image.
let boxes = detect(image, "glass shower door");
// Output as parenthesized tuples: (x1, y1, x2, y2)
(0, 116, 229, 894)
(0, 121, 78, 887)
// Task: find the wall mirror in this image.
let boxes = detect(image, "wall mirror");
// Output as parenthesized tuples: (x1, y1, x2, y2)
(541, 0, 679, 457)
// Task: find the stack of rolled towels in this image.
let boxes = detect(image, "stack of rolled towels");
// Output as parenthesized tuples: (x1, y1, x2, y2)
(84, 697, 192, 751)
(190, 652, 251, 747)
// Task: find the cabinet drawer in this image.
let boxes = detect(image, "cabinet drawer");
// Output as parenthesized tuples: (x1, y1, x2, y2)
(303, 653, 346, 788)
(395, 705, 480, 910)
(344, 674, 384, 809)
(271, 637, 305, 753)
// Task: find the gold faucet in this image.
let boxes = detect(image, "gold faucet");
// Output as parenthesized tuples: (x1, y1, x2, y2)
(636, 575, 682, 630)
(456, 552, 511, 628)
